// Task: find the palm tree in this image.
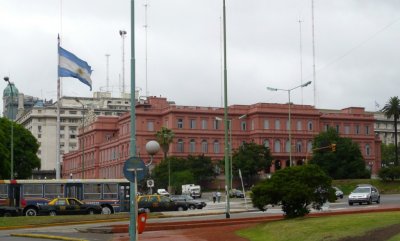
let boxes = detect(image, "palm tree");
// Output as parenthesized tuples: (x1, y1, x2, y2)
(156, 127, 175, 159)
(156, 127, 174, 192)
(382, 96, 400, 166)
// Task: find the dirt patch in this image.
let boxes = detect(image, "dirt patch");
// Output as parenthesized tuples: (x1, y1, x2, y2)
(337, 223, 400, 241)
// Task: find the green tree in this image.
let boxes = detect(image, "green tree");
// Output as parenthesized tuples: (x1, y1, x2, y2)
(381, 143, 396, 167)
(232, 142, 272, 187)
(382, 96, 400, 166)
(310, 128, 369, 179)
(186, 154, 215, 185)
(251, 164, 335, 218)
(155, 127, 175, 159)
(0, 117, 41, 179)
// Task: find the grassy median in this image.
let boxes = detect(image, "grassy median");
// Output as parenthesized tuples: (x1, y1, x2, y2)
(236, 211, 400, 241)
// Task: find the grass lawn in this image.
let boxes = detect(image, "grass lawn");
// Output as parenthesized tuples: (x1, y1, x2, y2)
(236, 211, 400, 241)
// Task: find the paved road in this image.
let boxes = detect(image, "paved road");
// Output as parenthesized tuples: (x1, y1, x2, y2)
(2, 194, 400, 241)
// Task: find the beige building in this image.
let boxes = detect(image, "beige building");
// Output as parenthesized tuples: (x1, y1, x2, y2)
(16, 91, 135, 178)
(373, 112, 399, 146)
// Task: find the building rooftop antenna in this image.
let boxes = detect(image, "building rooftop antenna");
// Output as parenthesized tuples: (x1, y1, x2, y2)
(298, 18, 304, 105)
(144, 1, 149, 97)
(105, 54, 110, 92)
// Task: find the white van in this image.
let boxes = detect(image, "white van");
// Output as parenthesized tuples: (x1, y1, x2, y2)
(157, 189, 170, 196)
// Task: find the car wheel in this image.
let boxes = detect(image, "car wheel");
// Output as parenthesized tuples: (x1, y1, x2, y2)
(368, 198, 372, 205)
(88, 209, 95, 215)
(177, 206, 185, 211)
(49, 211, 57, 216)
(101, 206, 112, 215)
(359, 202, 362, 205)
(340, 195, 343, 199)
(376, 197, 380, 204)
(189, 205, 196, 210)
(349, 202, 353, 206)
(25, 208, 37, 216)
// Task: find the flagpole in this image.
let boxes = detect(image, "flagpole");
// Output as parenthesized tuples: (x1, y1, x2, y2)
(56, 35, 61, 180)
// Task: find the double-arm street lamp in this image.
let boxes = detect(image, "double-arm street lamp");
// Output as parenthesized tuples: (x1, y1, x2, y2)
(267, 81, 312, 166)
(4, 77, 14, 179)
(75, 98, 85, 179)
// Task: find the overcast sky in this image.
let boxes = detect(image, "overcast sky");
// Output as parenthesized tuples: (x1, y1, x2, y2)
(1, 0, 400, 115)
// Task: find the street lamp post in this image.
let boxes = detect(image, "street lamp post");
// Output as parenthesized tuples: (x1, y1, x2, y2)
(216, 117, 232, 190)
(4, 77, 14, 180)
(267, 81, 312, 166)
(75, 99, 85, 178)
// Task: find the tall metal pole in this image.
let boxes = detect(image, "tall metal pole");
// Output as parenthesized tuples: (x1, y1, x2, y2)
(288, 90, 292, 167)
(129, 0, 137, 240)
(120, 30, 127, 97)
(4, 77, 14, 179)
(229, 120, 232, 189)
(81, 103, 85, 178)
(311, 0, 317, 107)
(222, 0, 230, 219)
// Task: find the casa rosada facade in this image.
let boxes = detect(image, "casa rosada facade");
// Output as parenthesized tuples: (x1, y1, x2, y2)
(62, 96, 381, 179)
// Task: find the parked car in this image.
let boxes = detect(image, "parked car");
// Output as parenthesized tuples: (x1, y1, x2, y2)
(170, 195, 206, 210)
(348, 185, 380, 205)
(333, 186, 344, 199)
(157, 189, 170, 196)
(137, 194, 188, 213)
(37, 198, 103, 216)
(229, 189, 245, 198)
(0, 206, 20, 217)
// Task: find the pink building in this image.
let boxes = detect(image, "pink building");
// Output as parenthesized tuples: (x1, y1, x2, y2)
(62, 97, 381, 179)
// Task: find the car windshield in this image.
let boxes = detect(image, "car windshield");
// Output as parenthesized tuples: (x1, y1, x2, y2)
(353, 187, 370, 193)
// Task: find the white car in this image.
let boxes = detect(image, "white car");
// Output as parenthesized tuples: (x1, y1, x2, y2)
(348, 185, 380, 205)
(333, 187, 344, 199)
(157, 188, 170, 196)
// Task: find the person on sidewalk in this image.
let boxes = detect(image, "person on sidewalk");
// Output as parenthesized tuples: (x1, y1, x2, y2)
(212, 192, 217, 203)
(216, 191, 221, 203)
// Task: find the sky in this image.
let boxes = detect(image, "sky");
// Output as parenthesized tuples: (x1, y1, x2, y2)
(1, 0, 400, 114)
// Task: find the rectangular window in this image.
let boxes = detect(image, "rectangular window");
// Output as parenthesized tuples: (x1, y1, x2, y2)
(23, 184, 43, 198)
(177, 118, 184, 129)
(241, 121, 247, 131)
(263, 119, 269, 129)
(83, 183, 102, 199)
(355, 125, 360, 134)
(147, 121, 154, 131)
(344, 126, 350, 134)
(190, 119, 196, 129)
(69, 111, 77, 114)
(324, 124, 329, 131)
(103, 184, 118, 199)
(44, 184, 64, 199)
(336, 125, 340, 133)
(38, 126, 42, 133)
(365, 125, 370, 135)
(297, 121, 302, 131)
(0, 184, 8, 198)
(251, 120, 255, 130)
(213, 120, 219, 130)
(275, 120, 280, 130)
(201, 119, 207, 129)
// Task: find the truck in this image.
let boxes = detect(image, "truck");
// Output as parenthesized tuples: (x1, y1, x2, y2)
(182, 184, 201, 198)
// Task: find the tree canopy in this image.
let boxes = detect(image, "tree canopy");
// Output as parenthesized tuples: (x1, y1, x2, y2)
(381, 96, 400, 166)
(150, 155, 216, 194)
(251, 164, 335, 218)
(232, 142, 272, 187)
(0, 117, 41, 179)
(310, 128, 369, 179)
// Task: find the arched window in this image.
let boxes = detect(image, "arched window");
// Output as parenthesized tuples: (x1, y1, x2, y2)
(264, 139, 270, 148)
(285, 140, 290, 153)
(274, 140, 281, 152)
(201, 140, 208, 153)
(177, 139, 184, 153)
(213, 140, 220, 153)
(307, 141, 313, 152)
(296, 141, 302, 152)
(189, 139, 196, 153)
(366, 144, 371, 156)
(308, 121, 313, 131)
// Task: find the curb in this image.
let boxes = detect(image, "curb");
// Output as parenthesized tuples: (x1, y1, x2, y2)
(10, 233, 88, 241)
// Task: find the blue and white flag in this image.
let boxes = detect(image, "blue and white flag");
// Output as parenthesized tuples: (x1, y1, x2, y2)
(58, 46, 93, 90)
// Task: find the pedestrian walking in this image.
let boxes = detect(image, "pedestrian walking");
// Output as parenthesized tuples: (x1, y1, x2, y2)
(212, 192, 217, 203)
(216, 191, 221, 203)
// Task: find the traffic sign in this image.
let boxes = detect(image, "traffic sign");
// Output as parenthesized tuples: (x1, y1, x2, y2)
(147, 179, 154, 187)
(123, 157, 147, 182)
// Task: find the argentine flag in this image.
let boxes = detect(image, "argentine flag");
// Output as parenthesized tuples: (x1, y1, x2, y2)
(58, 46, 93, 90)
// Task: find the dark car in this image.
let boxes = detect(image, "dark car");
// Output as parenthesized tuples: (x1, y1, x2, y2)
(229, 189, 245, 198)
(170, 195, 207, 210)
(0, 206, 20, 217)
(37, 198, 103, 216)
(137, 194, 188, 213)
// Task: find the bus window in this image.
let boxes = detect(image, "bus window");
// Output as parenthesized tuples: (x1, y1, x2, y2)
(83, 184, 101, 200)
(66, 184, 82, 199)
(44, 184, 64, 199)
(103, 184, 118, 199)
(0, 184, 8, 199)
(23, 184, 43, 198)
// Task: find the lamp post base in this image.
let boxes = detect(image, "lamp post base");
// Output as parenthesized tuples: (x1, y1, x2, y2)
(226, 213, 230, 218)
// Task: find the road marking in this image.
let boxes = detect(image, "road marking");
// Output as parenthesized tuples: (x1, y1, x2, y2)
(10, 233, 88, 241)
